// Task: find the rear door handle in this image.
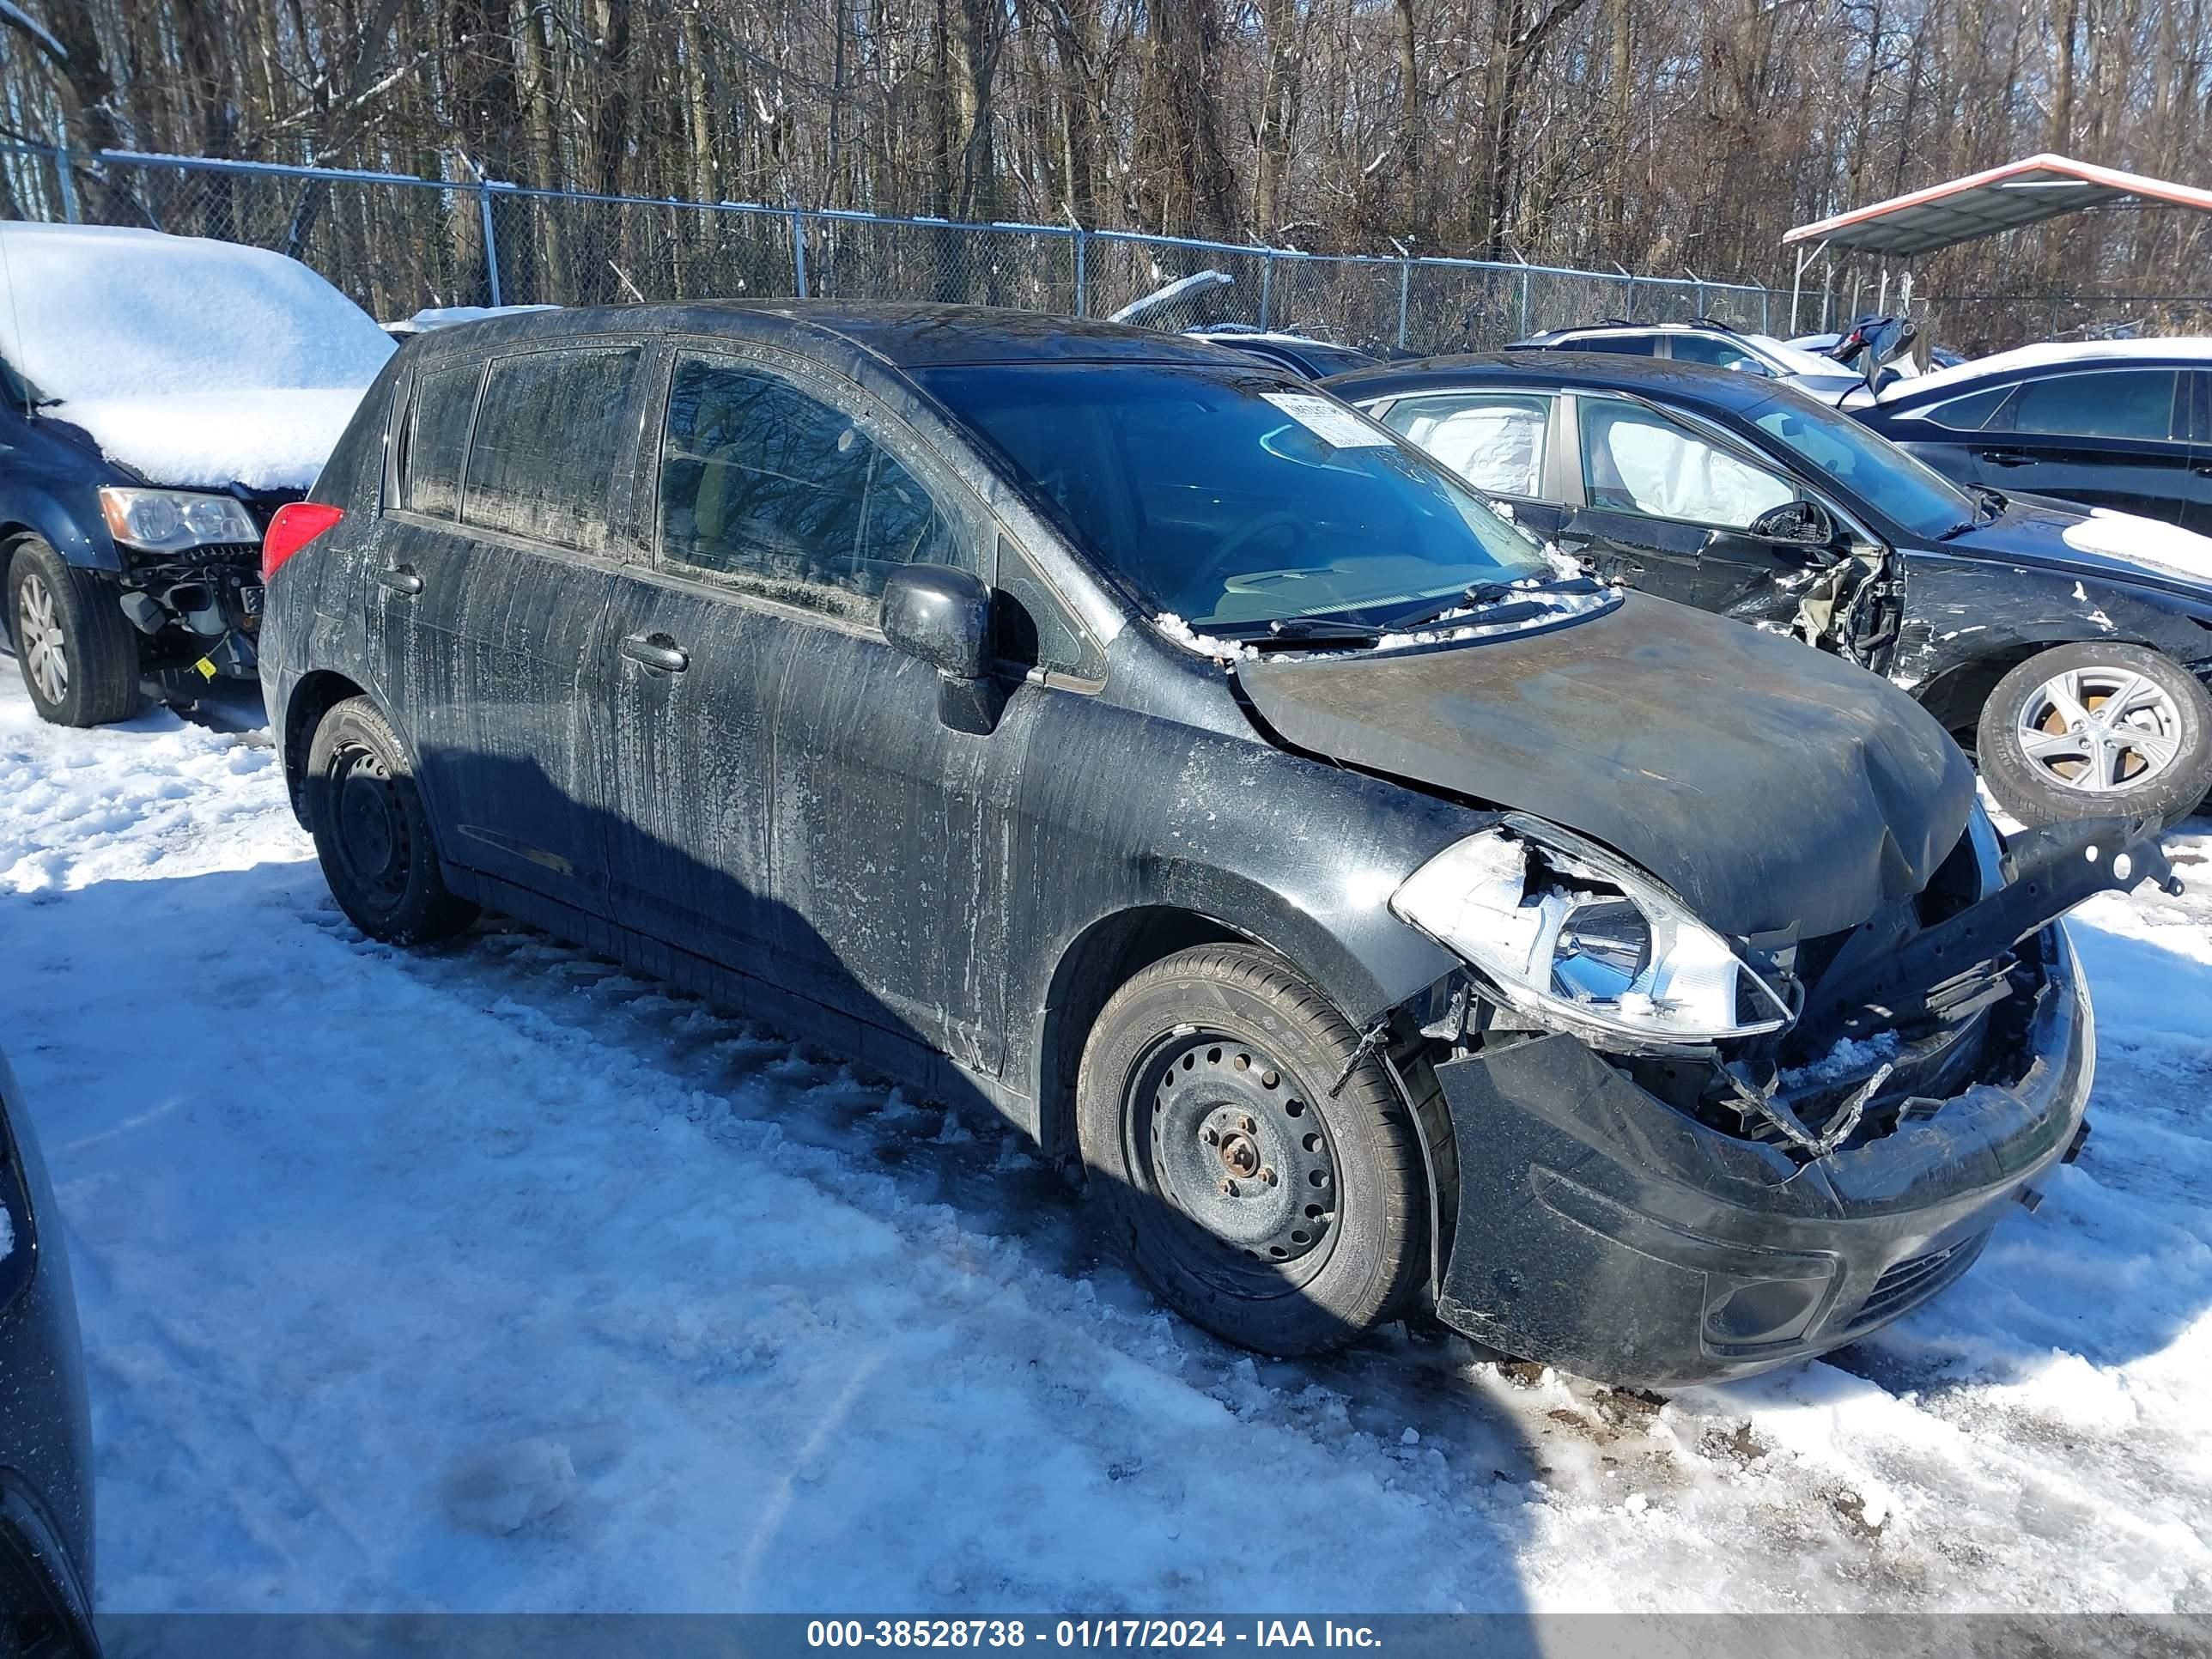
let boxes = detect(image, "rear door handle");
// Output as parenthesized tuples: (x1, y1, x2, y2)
(1976, 447, 2035, 468)
(620, 632, 690, 674)
(375, 566, 423, 595)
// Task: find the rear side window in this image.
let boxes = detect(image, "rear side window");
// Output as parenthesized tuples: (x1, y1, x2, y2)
(657, 353, 970, 626)
(1382, 391, 1550, 497)
(403, 362, 482, 520)
(1565, 335, 1657, 356)
(2008, 368, 2180, 441)
(462, 347, 642, 551)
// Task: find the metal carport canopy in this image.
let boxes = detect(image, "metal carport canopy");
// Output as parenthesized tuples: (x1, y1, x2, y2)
(1784, 153, 2212, 260)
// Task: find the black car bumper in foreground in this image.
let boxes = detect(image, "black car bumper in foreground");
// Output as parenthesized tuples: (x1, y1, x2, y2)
(1430, 927, 2093, 1388)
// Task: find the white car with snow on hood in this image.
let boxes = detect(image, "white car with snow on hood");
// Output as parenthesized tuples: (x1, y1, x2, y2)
(0, 222, 392, 726)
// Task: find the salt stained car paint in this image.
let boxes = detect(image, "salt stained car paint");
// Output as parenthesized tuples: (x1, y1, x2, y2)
(262, 302, 2178, 1386)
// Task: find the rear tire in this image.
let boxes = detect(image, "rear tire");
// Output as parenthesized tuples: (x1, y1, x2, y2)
(306, 696, 478, 944)
(1978, 643, 2212, 828)
(1076, 944, 1429, 1356)
(7, 538, 140, 727)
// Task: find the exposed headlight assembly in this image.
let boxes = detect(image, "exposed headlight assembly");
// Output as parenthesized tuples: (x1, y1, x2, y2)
(98, 487, 260, 554)
(1391, 814, 1795, 1052)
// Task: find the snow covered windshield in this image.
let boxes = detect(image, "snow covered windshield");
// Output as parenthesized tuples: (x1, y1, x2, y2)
(0, 223, 394, 489)
(921, 362, 1549, 629)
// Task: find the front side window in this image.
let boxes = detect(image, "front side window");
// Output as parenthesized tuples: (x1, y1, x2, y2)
(2007, 368, 2180, 441)
(918, 362, 1548, 631)
(1578, 399, 1796, 529)
(1381, 392, 1551, 498)
(658, 353, 969, 626)
(402, 361, 483, 520)
(462, 347, 641, 551)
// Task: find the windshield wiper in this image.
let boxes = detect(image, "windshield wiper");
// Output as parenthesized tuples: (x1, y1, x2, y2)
(1243, 617, 1384, 647)
(1389, 574, 1598, 634)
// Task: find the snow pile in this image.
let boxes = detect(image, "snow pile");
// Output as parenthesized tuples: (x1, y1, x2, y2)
(1152, 612, 1258, 660)
(0, 222, 392, 489)
(5, 668, 2212, 1613)
(2060, 509, 2212, 587)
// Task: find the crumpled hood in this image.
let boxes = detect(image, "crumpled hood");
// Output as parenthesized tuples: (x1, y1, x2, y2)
(1942, 497, 2212, 601)
(1238, 592, 1975, 939)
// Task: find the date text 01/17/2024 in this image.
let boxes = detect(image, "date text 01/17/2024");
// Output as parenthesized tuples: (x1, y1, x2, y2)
(805, 1621, 1385, 1650)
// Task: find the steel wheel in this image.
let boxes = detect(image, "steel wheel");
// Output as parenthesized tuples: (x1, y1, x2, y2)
(1130, 1030, 1341, 1291)
(330, 742, 414, 908)
(2014, 665, 2184, 794)
(16, 571, 67, 707)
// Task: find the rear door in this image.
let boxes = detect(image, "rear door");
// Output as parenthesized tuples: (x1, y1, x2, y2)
(2187, 370, 2212, 535)
(1372, 387, 1567, 541)
(1968, 366, 2194, 524)
(375, 342, 644, 914)
(1564, 393, 1811, 617)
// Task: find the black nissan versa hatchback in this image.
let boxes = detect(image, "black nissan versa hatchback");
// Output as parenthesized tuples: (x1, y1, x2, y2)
(262, 304, 2174, 1387)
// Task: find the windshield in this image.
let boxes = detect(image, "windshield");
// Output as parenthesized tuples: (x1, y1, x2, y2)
(919, 362, 1549, 629)
(1749, 396, 1976, 539)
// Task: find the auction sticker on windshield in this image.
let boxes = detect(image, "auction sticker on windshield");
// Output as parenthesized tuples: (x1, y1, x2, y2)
(1263, 392, 1394, 447)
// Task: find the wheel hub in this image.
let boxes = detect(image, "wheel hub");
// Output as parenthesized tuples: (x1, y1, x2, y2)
(16, 574, 68, 705)
(1144, 1037, 1338, 1265)
(2017, 666, 2183, 793)
(334, 749, 408, 898)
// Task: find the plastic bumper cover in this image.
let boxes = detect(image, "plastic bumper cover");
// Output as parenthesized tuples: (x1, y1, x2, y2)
(1430, 927, 2094, 1387)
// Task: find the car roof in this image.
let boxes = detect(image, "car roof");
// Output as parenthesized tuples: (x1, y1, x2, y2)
(397, 298, 1237, 370)
(1516, 320, 1755, 343)
(1881, 336, 2212, 402)
(1324, 349, 1789, 412)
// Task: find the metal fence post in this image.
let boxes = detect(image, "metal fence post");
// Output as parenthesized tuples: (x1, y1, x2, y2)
(1396, 257, 1412, 349)
(1518, 266, 1531, 337)
(791, 211, 808, 298)
(478, 185, 503, 307)
(1073, 227, 1087, 317)
(1259, 251, 1274, 330)
(53, 145, 80, 222)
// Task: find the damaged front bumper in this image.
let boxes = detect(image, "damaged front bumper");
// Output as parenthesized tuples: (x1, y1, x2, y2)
(1427, 924, 2094, 1387)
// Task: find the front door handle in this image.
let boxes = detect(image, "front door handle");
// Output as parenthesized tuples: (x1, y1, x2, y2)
(620, 631, 690, 674)
(375, 566, 423, 595)
(1976, 447, 2035, 468)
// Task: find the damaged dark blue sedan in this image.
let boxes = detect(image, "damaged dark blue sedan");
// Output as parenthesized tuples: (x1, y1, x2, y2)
(259, 304, 2174, 1386)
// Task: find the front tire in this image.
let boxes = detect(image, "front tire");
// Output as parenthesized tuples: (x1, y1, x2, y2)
(1978, 643, 2212, 828)
(306, 696, 479, 944)
(1077, 944, 1430, 1356)
(7, 538, 139, 727)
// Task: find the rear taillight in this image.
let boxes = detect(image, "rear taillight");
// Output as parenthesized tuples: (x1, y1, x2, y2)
(262, 502, 345, 582)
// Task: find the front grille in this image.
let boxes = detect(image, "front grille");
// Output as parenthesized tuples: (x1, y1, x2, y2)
(1847, 1231, 1989, 1332)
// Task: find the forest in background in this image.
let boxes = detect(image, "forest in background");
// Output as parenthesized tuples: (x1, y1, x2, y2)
(3, 0, 2209, 301)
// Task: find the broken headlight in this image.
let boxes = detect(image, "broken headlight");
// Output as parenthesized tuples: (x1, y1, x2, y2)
(1390, 815, 1795, 1051)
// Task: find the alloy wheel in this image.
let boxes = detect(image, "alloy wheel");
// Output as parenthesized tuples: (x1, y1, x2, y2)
(2015, 665, 2185, 794)
(16, 573, 68, 706)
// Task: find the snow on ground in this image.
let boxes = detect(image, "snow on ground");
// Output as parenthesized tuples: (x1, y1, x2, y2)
(3, 671, 2210, 1613)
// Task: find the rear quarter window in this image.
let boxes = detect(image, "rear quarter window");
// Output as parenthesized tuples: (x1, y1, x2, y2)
(462, 347, 643, 551)
(402, 360, 483, 520)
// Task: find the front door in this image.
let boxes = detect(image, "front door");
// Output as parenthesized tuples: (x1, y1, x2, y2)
(1970, 366, 2195, 525)
(373, 345, 644, 913)
(1565, 394, 1814, 622)
(605, 345, 1020, 1072)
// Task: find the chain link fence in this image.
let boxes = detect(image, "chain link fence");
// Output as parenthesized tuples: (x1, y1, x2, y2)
(17, 141, 2196, 356)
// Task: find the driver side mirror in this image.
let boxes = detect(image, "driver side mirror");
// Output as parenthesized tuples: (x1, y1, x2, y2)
(881, 563, 1004, 735)
(1747, 499, 1838, 546)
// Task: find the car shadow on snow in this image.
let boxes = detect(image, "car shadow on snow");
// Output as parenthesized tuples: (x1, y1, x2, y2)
(3, 741, 1559, 1618)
